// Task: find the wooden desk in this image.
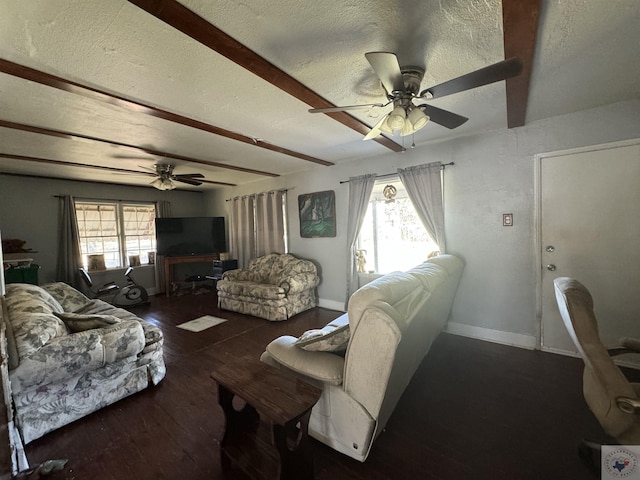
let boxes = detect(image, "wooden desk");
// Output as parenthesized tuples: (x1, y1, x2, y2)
(211, 358, 321, 480)
(164, 254, 218, 297)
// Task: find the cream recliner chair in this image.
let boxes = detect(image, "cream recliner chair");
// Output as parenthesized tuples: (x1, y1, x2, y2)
(554, 277, 640, 465)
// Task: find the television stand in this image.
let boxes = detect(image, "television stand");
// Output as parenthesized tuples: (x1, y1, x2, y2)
(164, 254, 219, 297)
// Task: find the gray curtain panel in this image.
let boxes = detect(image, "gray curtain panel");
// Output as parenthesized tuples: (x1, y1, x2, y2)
(345, 173, 376, 308)
(398, 162, 446, 253)
(231, 191, 286, 267)
(230, 195, 256, 269)
(154, 201, 171, 294)
(255, 190, 286, 257)
(55, 195, 83, 288)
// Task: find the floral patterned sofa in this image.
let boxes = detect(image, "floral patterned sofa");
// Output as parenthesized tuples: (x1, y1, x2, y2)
(216, 253, 320, 321)
(1, 282, 165, 444)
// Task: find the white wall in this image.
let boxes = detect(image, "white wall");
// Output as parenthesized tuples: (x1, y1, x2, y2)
(2, 100, 637, 347)
(205, 99, 640, 346)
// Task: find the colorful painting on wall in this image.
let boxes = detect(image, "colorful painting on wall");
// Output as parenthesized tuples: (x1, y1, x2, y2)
(298, 190, 336, 238)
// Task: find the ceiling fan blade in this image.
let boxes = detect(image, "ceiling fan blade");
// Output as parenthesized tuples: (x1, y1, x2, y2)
(137, 165, 160, 173)
(420, 105, 469, 130)
(175, 177, 203, 186)
(365, 52, 405, 94)
(111, 154, 158, 160)
(309, 103, 386, 114)
(363, 115, 390, 141)
(112, 170, 155, 177)
(419, 57, 523, 99)
(173, 173, 205, 179)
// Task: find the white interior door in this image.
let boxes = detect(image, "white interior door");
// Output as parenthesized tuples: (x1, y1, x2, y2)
(539, 140, 640, 355)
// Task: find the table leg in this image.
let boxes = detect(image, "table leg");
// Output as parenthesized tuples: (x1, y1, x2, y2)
(272, 409, 314, 480)
(218, 385, 259, 446)
(164, 259, 171, 297)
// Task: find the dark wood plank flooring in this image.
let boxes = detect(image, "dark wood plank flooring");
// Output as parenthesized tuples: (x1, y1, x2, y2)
(23, 292, 609, 479)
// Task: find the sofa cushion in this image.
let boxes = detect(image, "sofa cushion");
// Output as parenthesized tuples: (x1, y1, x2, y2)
(9, 320, 145, 394)
(54, 311, 122, 333)
(5, 283, 63, 314)
(42, 282, 91, 312)
(267, 336, 344, 385)
(295, 321, 350, 352)
(4, 284, 67, 359)
(217, 281, 285, 300)
(70, 298, 163, 349)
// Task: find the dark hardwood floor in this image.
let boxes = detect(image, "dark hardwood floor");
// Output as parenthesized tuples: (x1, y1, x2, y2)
(23, 292, 608, 479)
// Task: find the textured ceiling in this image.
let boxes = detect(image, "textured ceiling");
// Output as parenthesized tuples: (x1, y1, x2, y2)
(0, 0, 638, 190)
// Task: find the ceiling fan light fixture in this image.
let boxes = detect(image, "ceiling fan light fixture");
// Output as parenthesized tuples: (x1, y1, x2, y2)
(379, 116, 394, 135)
(151, 177, 176, 190)
(386, 106, 406, 130)
(400, 119, 414, 137)
(408, 107, 430, 131)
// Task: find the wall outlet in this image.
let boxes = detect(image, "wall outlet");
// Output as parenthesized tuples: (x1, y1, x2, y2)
(503, 213, 513, 226)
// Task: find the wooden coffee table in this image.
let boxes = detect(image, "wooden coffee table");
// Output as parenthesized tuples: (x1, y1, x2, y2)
(211, 357, 321, 480)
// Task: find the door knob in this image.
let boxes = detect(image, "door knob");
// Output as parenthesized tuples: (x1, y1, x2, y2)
(547, 264, 557, 271)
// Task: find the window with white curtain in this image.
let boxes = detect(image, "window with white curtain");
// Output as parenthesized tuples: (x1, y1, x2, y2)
(75, 201, 156, 268)
(357, 178, 438, 274)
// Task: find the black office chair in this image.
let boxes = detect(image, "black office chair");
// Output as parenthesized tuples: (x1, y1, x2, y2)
(78, 267, 119, 298)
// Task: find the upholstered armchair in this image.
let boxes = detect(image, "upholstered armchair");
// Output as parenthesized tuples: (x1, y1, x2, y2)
(216, 253, 320, 321)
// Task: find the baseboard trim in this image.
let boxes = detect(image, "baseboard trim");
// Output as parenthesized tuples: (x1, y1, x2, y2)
(445, 321, 538, 350)
(318, 298, 345, 312)
(542, 345, 640, 369)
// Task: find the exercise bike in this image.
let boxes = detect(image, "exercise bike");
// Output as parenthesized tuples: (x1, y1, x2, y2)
(113, 267, 149, 307)
(79, 267, 149, 307)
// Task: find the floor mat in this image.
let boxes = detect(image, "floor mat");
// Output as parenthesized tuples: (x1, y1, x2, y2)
(176, 315, 228, 332)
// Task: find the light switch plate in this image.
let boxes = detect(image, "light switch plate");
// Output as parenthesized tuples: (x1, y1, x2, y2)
(503, 213, 513, 226)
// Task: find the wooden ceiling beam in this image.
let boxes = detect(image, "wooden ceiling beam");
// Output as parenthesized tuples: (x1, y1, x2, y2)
(0, 153, 236, 186)
(0, 119, 277, 178)
(0, 58, 332, 167)
(127, 0, 405, 153)
(502, 0, 541, 128)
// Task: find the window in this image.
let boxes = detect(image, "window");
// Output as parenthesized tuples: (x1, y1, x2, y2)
(357, 179, 438, 274)
(75, 201, 156, 268)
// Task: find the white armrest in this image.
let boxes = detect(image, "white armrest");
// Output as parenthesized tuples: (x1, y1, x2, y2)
(265, 336, 344, 386)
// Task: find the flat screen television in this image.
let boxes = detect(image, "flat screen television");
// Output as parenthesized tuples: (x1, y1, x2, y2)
(155, 217, 226, 256)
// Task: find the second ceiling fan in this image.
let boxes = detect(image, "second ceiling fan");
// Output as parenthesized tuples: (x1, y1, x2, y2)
(309, 52, 523, 140)
(145, 164, 204, 190)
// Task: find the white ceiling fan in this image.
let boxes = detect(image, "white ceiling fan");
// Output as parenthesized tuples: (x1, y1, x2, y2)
(310, 52, 523, 140)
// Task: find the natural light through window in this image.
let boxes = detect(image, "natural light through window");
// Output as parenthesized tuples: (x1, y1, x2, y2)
(357, 179, 438, 274)
(75, 202, 156, 269)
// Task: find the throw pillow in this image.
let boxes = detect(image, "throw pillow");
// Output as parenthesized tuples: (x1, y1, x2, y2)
(54, 311, 121, 333)
(71, 300, 101, 314)
(294, 323, 350, 352)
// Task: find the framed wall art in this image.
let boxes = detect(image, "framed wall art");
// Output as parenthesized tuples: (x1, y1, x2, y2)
(298, 190, 336, 238)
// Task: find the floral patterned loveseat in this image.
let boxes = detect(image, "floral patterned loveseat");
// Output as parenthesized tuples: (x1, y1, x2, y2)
(1, 282, 165, 444)
(216, 253, 320, 321)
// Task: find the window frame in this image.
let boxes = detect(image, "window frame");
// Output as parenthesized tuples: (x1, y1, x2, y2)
(356, 177, 438, 274)
(75, 200, 157, 269)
